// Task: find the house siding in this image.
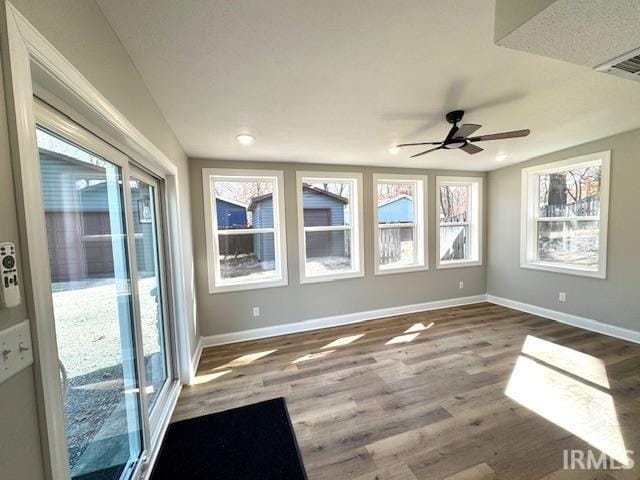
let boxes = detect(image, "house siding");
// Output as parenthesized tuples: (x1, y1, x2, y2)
(39, 153, 155, 280)
(378, 196, 413, 223)
(216, 198, 247, 229)
(301, 190, 347, 258)
(251, 198, 275, 261)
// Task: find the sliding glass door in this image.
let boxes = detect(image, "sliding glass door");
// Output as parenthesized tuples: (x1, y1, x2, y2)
(35, 103, 175, 480)
(129, 172, 171, 416)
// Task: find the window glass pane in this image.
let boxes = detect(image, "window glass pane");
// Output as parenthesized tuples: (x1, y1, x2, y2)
(131, 178, 167, 412)
(377, 183, 415, 223)
(218, 232, 277, 281)
(440, 185, 468, 223)
(440, 225, 469, 261)
(537, 165, 601, 218)
(37, 127, 142, 480)
(537, 220, 599, 267)
(305, 230, 352, 275)
(302, 181, 351, 227)
(379, 226, 415, 267)
(213, 179, 274, 229)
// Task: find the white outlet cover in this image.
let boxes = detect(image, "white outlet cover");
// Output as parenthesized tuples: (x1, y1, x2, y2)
(0, 320, 33, 384)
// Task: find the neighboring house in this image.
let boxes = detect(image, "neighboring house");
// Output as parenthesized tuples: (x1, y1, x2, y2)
(249, 185, 348, 261)
(377, 195, 413, 223)
(40, 149, 154, 282)
(215, 198, 247, 229)
(378, 195, 414, 244)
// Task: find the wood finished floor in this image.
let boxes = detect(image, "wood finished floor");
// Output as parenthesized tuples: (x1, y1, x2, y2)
(173, 303, 640, 479)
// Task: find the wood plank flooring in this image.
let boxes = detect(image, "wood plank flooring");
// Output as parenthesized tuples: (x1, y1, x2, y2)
(172, 303, 640, 479)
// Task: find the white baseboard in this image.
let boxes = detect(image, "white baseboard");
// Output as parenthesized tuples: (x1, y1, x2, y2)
(487, 295, 640, 344)
(201, 294, 488, 348)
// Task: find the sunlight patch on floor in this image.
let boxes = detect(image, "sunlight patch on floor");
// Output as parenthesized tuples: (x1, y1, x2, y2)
(506, 337, 628, 465)
(404, 322, 434, 334)
(386, 332, 420, 345)
(190, 370, 231, 385)
(214, 349, 277, 370)
(522, 335, 609, 388)
(291, 350, 336, 364)
(321, 334, 365, 349)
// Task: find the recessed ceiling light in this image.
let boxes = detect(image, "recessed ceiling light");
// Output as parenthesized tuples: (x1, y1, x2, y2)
(388, 146, 401, 155)
(236, 134, 255, 145)
(496, 154, 508, 162)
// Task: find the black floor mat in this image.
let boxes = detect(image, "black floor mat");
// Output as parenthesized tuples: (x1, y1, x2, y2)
(151, 397, 308, 480)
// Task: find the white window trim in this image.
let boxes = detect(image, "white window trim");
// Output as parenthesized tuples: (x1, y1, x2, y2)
(202, 168, 288, 293)
(520, 151, 610, 279)
(373, 173, 428, 275)
(436, 176, 483, 269)
(296, 171, 364, 284)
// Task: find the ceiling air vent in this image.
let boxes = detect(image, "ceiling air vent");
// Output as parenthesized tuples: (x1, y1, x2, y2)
(596, 47, 640, 83)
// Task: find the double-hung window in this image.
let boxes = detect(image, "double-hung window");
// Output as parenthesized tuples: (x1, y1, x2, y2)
(202, 168, 287, 292)
(521, 151, 610, 278)
(296, 171, 364, 283)
(436, 176, 483, 268)
(373, 174, 428, 274)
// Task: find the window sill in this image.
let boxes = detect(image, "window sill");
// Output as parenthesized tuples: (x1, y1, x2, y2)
(520, 262, 606, 279)
(375, 265, 429, 276)
(209, 277, 288, 294)
(300, 270, 365, 284)
(436, 260, 482, 270)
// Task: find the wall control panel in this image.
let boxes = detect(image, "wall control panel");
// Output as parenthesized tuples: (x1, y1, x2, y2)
(0, 320, 33, 384)
(0, 242, 21, 308)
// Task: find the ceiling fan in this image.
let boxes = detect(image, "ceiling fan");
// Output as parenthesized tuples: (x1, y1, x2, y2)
(396, 110, 530, 158)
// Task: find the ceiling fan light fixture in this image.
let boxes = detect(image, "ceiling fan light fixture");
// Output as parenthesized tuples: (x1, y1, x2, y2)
(236, 134, 255, 145)
(388, 146, 401, 155)
(496, 154, 508, 162)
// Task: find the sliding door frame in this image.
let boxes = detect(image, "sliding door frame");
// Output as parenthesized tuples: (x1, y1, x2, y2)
(128, 165, 178, 436)
(36, 101, 153, 480)
(1, 2, 195, 479)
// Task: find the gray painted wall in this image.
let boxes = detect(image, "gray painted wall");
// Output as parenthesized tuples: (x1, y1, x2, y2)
(190, 158, 487, 337)
(0, 1, 191, 478)
(487, 128, 640, 331)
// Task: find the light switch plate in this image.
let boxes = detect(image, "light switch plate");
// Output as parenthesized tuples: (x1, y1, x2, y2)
(0, 320, 33, 384)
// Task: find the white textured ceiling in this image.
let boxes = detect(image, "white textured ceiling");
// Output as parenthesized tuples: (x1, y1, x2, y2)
(97, 0, 640, 171)
(497, 0, 640, 68)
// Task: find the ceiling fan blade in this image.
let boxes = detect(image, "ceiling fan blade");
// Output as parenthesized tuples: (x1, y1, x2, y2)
(453, 124, 482, 139)
(468, 129, 530, 142)
(410, 146, 443, 158)
(396, 141, 442, 147)
(460, 143, 483, 155)
(444, 125, 459, 143)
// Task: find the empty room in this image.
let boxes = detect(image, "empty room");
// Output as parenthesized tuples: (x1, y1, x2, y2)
(1, 1, 639, 479)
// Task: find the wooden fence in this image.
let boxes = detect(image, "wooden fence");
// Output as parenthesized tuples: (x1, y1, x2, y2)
(540, 196, 600, 218)
(218, 233, 254, 258)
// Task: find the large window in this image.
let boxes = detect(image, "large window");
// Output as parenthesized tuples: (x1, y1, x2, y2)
(203, 168, 288, 292)
(296, 172, 364, 283)
(436, 176, 483, 268)
(521, 152, 610, 278)
(373, 174, 428, 274)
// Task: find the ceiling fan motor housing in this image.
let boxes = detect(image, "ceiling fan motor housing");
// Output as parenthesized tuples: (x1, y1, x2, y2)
(445, 110, 465, 125)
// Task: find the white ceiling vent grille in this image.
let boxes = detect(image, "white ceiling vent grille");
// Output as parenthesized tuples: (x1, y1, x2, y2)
(597, 47, 640, 83)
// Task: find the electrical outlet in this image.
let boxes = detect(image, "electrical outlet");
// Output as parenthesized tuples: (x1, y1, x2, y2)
(459, 281, 464, 289)
(558, 292, 567, 302)
(252, 306, 260, 317)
